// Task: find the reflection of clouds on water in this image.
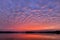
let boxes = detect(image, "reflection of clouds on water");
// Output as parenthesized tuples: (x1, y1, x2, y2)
(0, 0, 60, 31)
(0, 34, 60, 40)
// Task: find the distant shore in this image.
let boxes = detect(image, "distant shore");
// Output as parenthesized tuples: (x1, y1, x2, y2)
(0, 30, 60, 34)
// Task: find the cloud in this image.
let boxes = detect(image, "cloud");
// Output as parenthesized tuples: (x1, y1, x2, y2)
(0, 0, 60, 31)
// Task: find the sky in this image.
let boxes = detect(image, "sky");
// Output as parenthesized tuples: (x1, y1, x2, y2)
(0, 0, 60, 31)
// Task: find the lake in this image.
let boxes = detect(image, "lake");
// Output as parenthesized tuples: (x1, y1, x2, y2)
(0, 33, 60, 40)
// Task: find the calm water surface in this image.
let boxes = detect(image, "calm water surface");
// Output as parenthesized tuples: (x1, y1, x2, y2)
(0, 33, 60, 40)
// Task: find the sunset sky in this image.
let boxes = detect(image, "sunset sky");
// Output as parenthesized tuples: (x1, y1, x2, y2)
(0, 0, 60, 31)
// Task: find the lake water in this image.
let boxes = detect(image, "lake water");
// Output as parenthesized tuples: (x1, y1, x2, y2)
(0, 33, 60, 40)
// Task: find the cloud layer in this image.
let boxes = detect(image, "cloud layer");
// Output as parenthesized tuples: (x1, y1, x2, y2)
(0, 0, 60, 31)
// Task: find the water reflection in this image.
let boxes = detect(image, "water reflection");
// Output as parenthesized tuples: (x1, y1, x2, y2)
(0, 33, 60, 40)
